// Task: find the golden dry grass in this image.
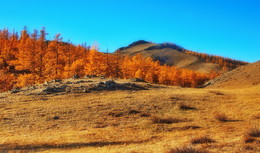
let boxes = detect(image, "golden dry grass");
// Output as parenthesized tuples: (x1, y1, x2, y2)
(209, 61, 260, 89)
(178, 103, 197, 111)
(213, 112, 229, 122)
(190, 136, 216, 144)
(165, 145, 208, 153)
(0, 79, 259, 153)
(247, 125, 260, 137)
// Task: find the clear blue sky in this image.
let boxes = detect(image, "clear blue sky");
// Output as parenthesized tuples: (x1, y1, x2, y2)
(0, 0, 259, 62)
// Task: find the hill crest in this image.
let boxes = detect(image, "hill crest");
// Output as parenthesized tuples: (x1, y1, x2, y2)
(115, 40, 248, 73)
(206, 61, 260, 88)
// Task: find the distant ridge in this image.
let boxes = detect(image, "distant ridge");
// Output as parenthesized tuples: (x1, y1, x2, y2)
(117, 40, 151, 51)
(115, 40, 248, 73)
(143, 42, 183, 51)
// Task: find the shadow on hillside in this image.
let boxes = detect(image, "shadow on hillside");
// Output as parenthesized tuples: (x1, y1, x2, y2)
(225, 119, 243, 122)
(0, 138, 156, 151)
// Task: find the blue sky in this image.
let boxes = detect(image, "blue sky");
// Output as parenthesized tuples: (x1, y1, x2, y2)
(0, 0, 259, 62)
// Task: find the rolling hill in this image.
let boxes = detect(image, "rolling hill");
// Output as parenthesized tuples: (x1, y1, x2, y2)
(115, 40, 247, 73)
(207, 61, 260, 88)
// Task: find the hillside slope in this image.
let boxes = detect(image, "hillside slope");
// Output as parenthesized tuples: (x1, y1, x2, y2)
(116, 40, 220, 73)
(116, 40, 248, 73)
(207, 61, 260, 88)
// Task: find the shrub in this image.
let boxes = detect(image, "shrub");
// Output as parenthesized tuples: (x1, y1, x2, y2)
(128, 109, 141, 115)
(243, 133, 255, 143)
(139, 112, 151, 117)
(179, 103, 196, 110)
(242, 125, 260, 143)
(190, 136, 215, 144)
(165, 145, 208, 153)
(252, 113, 260, 119)
(208, 90, 224, 95)
(214, 112, 228, 122)
(247, 125, 260, 137)
(151, 116, 181, 124)
(243, 145, 254, 150)
(108, 111, 124, 117)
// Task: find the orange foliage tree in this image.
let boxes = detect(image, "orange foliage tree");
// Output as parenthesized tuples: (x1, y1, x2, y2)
(1, 28, 244, 91)
(184, 50, 248, 70)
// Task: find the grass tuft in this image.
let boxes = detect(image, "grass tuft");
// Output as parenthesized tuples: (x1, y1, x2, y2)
(190, 136, 215, 144)
(247, 125, 260, 137)
(139, 112, 151, 117)
(108, 111, 124, 117)
(242, 125, 260, 143)
(243, 145, 254, 150)
(128, 109, 141, 115)
(208, 90, 224, 95)
(243, 133, 255, 143)
(214, 112, 228, 122)
(165, 145, 208, 153)
(252, 113, 260, 119)
(151, 116, 181, 124)
(178, 103, 196, 111)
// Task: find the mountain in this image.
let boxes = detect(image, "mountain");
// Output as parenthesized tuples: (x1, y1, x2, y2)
(207, 61, 260, 88)
(115, 40, 247, 73)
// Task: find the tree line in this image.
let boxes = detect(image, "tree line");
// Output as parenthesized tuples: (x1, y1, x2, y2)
(184, 50, 247, 70)
(0, 28, 219, 91)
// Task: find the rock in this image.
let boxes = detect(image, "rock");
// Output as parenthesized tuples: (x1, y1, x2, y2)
(75, 80, 93, 84)
(54, 79, 62, 82)
(53, 116, 59, 120)
(96, 82, 105, 88)
(11, 87, 20, 93)
(72, 74, 80, 79)
(47, 79, 62, 83)
(92, 82, 105, 90)
(88, 80, 148, 91)
(65, 81, 73, 84)
(98, 82, 105, 85)
(104, 80, 116, 89)
(65, 86, 90, 93)
(85, 75, 91, 78)
(200, 80, 213, 88)
(85, 75, 97, 78)
(131, 78, 146, 82)
(128, 109, 141, 115)
(42, 85, 67, 94)
(100, 75, 106, 79)
(12, 76, 150, 95)
(76, 80, 87, 84)
(27, 85, 38, 90)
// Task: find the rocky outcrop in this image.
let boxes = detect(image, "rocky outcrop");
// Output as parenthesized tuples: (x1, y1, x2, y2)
(10, 78, 151, 95)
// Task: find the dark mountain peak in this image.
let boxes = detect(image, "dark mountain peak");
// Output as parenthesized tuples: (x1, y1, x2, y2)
(117, 40, 151, 51)
(128, 40, 150, 47)
(144, 42, 184, 51)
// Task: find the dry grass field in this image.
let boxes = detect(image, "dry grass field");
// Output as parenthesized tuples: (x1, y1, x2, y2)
(0, 76, 259, 153)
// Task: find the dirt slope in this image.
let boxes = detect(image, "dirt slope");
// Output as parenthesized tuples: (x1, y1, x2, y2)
(116, 40, 220, 73)
(207, 61, 260, 88)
